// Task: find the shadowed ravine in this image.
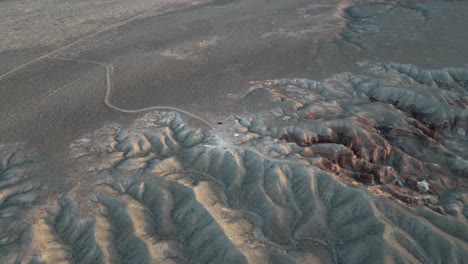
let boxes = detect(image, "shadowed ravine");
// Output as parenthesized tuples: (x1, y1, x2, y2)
(0, 0, 467, 263)
(1, 61, 467, 263)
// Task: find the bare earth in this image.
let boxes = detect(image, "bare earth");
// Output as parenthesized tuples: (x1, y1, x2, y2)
(0, 0, 467, 263)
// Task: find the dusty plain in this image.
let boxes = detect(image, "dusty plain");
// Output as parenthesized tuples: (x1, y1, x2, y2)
(0, 0, 467, 263)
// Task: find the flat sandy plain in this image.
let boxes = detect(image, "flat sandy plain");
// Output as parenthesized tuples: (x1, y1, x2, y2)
(0, 0, 467, 263)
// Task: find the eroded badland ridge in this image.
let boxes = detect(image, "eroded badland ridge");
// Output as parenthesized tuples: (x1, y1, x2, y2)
(0, 0, 467, 263)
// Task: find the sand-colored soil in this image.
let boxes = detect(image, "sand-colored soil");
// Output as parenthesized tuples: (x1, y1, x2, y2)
(1, 62, 467, 263)
(0, 0, 467, 263)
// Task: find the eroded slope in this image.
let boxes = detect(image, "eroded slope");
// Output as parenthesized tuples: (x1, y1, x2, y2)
(1, 63, 467, 264)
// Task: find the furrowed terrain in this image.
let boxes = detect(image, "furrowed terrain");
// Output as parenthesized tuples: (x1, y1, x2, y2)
(1, 62, 467, 263)
(0, 0, 467, 263)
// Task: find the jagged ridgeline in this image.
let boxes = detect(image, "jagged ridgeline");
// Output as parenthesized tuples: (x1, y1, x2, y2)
(0, 144, 40, 262)
(2, 63, 468, 263)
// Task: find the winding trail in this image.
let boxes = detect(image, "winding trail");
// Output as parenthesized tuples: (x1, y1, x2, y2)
(0, 0, 220, 140)
(49, 56, 298, 165)
(0, 0, 172, 81)
(49, 56, 219, 134)
(53, 54, 308, 168)
(1, 0, 297, 166)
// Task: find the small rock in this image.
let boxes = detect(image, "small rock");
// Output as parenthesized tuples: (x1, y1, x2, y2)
(417, 180, 430, 193)
(394, 179, 404, 187)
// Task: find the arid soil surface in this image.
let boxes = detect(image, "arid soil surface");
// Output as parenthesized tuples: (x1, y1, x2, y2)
(0, 0, 467, 263)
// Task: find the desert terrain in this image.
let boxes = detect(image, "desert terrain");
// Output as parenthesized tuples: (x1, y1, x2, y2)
(0, 0, 467, 263)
